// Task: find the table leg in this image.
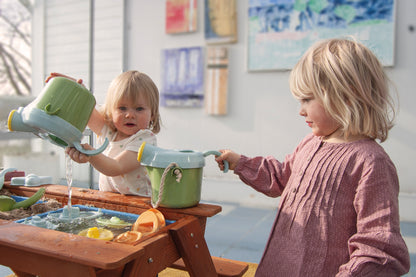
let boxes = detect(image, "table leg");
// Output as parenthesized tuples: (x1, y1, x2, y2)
(169, 216, 217, 277)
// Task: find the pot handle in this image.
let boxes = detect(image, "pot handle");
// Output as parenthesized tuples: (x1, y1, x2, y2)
(203, 150, 229, 173)
(152, 162, 182, 208)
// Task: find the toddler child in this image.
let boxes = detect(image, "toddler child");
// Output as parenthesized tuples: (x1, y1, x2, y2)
(216, 38, 410, 276)
(47, 70, 161, 196)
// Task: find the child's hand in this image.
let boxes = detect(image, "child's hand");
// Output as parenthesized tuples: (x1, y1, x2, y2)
(215, 150, 241, 171)
(45, 72, 84, 86)
(65, 144, 94, 163)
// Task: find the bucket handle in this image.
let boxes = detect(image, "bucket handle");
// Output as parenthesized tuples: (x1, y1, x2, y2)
(152, 162, 182, 208)
(203, 150, 229, 173)
(72, 138, 109, 156)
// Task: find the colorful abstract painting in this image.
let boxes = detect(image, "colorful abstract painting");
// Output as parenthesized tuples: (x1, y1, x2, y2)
(166, 0, 197, 34)
(247, 0, 396, 71)
(204, 0, 237, 44)
(161, 47, 204, 107)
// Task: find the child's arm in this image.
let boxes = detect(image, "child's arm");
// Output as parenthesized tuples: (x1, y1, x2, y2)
(216, 149, 288, 197)
(87, 109, 105, 135)
(66, 146, 140, 176)
(336, 157, 410, 276)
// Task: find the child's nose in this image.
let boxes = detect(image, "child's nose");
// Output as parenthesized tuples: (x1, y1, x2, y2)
(299, 105, 308, 117)
(125, 109, 135, 117)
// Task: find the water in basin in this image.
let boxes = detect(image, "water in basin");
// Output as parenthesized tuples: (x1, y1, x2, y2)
(15, 205, 140, 237)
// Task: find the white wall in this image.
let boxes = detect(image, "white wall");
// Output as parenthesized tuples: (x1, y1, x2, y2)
(124, 0, 308, 181)
(119, 0, 416, 194)
(28, 1, 416, 217)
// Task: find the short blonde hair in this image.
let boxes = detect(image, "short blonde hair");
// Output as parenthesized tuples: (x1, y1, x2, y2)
(290, 38, 396, 142)
(101, 70, 161, 134)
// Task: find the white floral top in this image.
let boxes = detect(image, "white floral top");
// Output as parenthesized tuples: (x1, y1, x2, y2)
(97, 125, 156, 196)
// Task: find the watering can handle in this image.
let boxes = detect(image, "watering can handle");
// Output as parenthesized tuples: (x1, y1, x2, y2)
(73, 138, 109, 156)
(0, 168, 17, 190)
(203, 150, 229, 173)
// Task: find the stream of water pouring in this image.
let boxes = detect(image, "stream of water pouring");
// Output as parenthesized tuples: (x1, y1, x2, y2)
(65, 153, 73, 217)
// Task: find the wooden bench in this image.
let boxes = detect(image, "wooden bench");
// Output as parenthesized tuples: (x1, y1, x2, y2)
(170, 256, 249, 277)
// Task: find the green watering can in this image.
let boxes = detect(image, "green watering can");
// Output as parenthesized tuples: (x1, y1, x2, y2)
(137, 142, 228, 209)
(7, 77, 108, 155)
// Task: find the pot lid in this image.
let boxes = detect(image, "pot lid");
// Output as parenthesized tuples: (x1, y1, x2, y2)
(138, 142, 206, 169)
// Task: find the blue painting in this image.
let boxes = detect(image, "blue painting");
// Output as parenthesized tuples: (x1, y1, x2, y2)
(248, 0, 396, 71)
(161, 47, 204, 107)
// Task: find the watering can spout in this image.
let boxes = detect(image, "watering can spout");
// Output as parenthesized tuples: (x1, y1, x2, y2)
(8, 108, 38, 133)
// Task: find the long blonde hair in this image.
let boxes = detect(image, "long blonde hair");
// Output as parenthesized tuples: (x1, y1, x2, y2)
(101, 70, 161, 134)
(290, 38, 396, 142)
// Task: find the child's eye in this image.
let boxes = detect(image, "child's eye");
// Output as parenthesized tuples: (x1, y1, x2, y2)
(300, 98, 312, 104)
(136, 107, 145, 111)
(118, 106, 127, 111)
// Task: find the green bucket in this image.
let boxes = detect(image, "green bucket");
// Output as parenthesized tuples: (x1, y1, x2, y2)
(138, 142, 229, 209)
(147, 166, 202, 208)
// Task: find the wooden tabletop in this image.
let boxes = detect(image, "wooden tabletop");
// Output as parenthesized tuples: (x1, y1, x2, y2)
(5, 184, 222, 219)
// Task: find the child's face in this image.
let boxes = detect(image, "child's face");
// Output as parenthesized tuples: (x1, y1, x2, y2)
(298, 97, 340, 139)
(112, 95, 152, 140)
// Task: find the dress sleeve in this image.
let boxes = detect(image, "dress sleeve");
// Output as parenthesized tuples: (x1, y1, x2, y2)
(233, 135, 313, 197)
(336, 154, 410, 276)
(234, 154, 293, 197)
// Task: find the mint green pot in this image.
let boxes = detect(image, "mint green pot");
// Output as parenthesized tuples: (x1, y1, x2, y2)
(138, 143, 229, 209)
(147, 166, 203, 208)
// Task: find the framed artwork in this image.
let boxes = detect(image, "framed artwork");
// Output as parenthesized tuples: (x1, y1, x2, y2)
(166, 0, 197, 34)
(205, 47, 228, 115)
(247, 0, 396, 71)
(204, 0, 237, 44)
(161, 47, 204, 107)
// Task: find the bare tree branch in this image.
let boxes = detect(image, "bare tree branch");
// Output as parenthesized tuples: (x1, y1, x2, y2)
(0, 0, 32, 96)
(0, 44, 23, 95)
(3, 41, 31, 66)
(0, 13, 31, 46)
(18, 0, 33, 14)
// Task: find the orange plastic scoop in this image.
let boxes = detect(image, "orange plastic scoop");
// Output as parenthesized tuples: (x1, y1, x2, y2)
(132, 208, 166, 235)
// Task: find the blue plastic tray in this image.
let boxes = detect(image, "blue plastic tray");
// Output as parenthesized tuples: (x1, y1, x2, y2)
(11, 195, 44, 204)
(15, 204, 174, 225)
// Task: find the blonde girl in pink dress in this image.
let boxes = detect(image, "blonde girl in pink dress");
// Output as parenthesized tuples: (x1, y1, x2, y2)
(216, 38, 410, 276)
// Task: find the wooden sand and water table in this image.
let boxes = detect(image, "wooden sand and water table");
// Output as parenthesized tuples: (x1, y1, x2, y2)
(2, 72, 253, 276)
(0, 183, 250, 277)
